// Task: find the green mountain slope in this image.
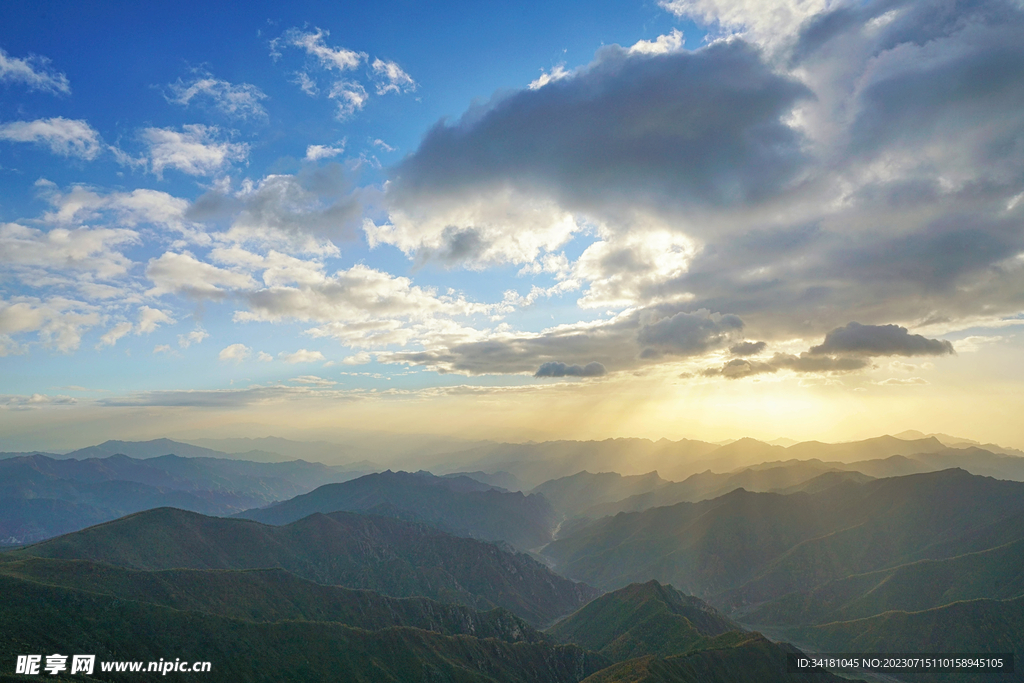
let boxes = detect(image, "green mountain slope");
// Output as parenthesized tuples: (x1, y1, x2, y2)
(545, 470, 1024, 609)
(580, 633, 856, 683)
(547, 581, 738, 660)
(793, 596, 1023, 681)
(0, 573, 609, 683)
(0, 557, 543, 642)
(15, 507, 598, 627)
(745, 538, 1024, 626)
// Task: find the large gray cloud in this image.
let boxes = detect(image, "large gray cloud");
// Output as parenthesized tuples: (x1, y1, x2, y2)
(374, 0, 1024, 361)
(379, 305, 744, 376)
(702, 352, 870, 379)
(637, 310, 744, 359)
(729, 340, 767, 356)
(390, 40, 812, 215)
(535, 361, 606, 378)
(809, 322, 955, 357)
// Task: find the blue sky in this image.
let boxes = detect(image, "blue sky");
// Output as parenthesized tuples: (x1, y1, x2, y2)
(2, 0, 1024, 449)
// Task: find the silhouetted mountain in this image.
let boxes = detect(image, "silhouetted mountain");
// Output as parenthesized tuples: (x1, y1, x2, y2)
(446, 470, 526, 491)
(548, 581, 738, 660)
(439, 434, 1021, 488)
(545, 470, 1024, 611)
(579, 633, 856, 683)
(237, 470, 557, 550)
(895, 430, 1024, 457)
(190, 431, 490, 468)
(534, 471, 670, 519)
(581, 461, 858, 518)
(745, 537, 1024, 626)
(583, 445, 1024, 519)
(771, 470, 875, 495)
(0, 571, 609, 683)
(64, 438, 284, 462)
(0, 453, 368, 544)
(441, 438, 721, 488)
(786, 435, 947, 461)
(16, 507, 597, 626)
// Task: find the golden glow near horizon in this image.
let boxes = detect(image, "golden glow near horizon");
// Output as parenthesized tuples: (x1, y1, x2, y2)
(4, 338, 1022, 454)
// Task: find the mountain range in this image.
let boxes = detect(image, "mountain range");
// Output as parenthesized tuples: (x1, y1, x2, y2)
(236, 469, 557, 550)
(14, 506, 594, 627)
(545, 469, 1024, 605)
(0, 450, 369, 544)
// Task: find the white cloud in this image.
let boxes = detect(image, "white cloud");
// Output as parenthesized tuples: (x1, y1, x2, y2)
(328, 80, 368, 119)
(96, 321, 133, 348)
(167, 72, 268, 119)
(177, 326, 208, 348)
(0, 47, 70, 94)
(146, 251, 256, 299)
(33, 183, 199, 245)
(371, 58, 416, 95)
(0, 221, 138, 281)
(290, 374, 336, 386)
(0, 393, 76, 410)
(0, 334, 25, 357)
(628, 29, 685, 55)
(219, 343, 251, 362)
(876, 377, 929, 386)
(0, 297, 101, 353)
(293, 71, 319, 96)
(372, 139, 396, 152)
(529, 65, 571, 90)
(365, 190, 582, 269)
(278, 348, 325, 363)
(237, 263, 487, 324)
(286, 27, 365, 71)
(153, 344, 172, 354)
(137, 306, 175, 334)
(256, 351, 273, 362)
(573, 225, 698, 309)
(0, 118, 102, 159)
(305, 143, 344, 161)
(658, 0, 832, 44)
(955, 335, 1006, 353)
(142, 124, 248, 178)
(341, 351, 372, 365)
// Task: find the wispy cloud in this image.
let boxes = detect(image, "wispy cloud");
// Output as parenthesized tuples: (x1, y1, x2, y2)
(285, 27, 365, 71)
(328, 80, 368, 119)
(371, 58, 416, 95)
(0, 47, 70, 94)
(305, 143, 344, 161)
(166, 71, 268, 120)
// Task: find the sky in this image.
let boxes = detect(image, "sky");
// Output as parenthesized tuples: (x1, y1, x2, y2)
(1, 0, 1023, 452)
